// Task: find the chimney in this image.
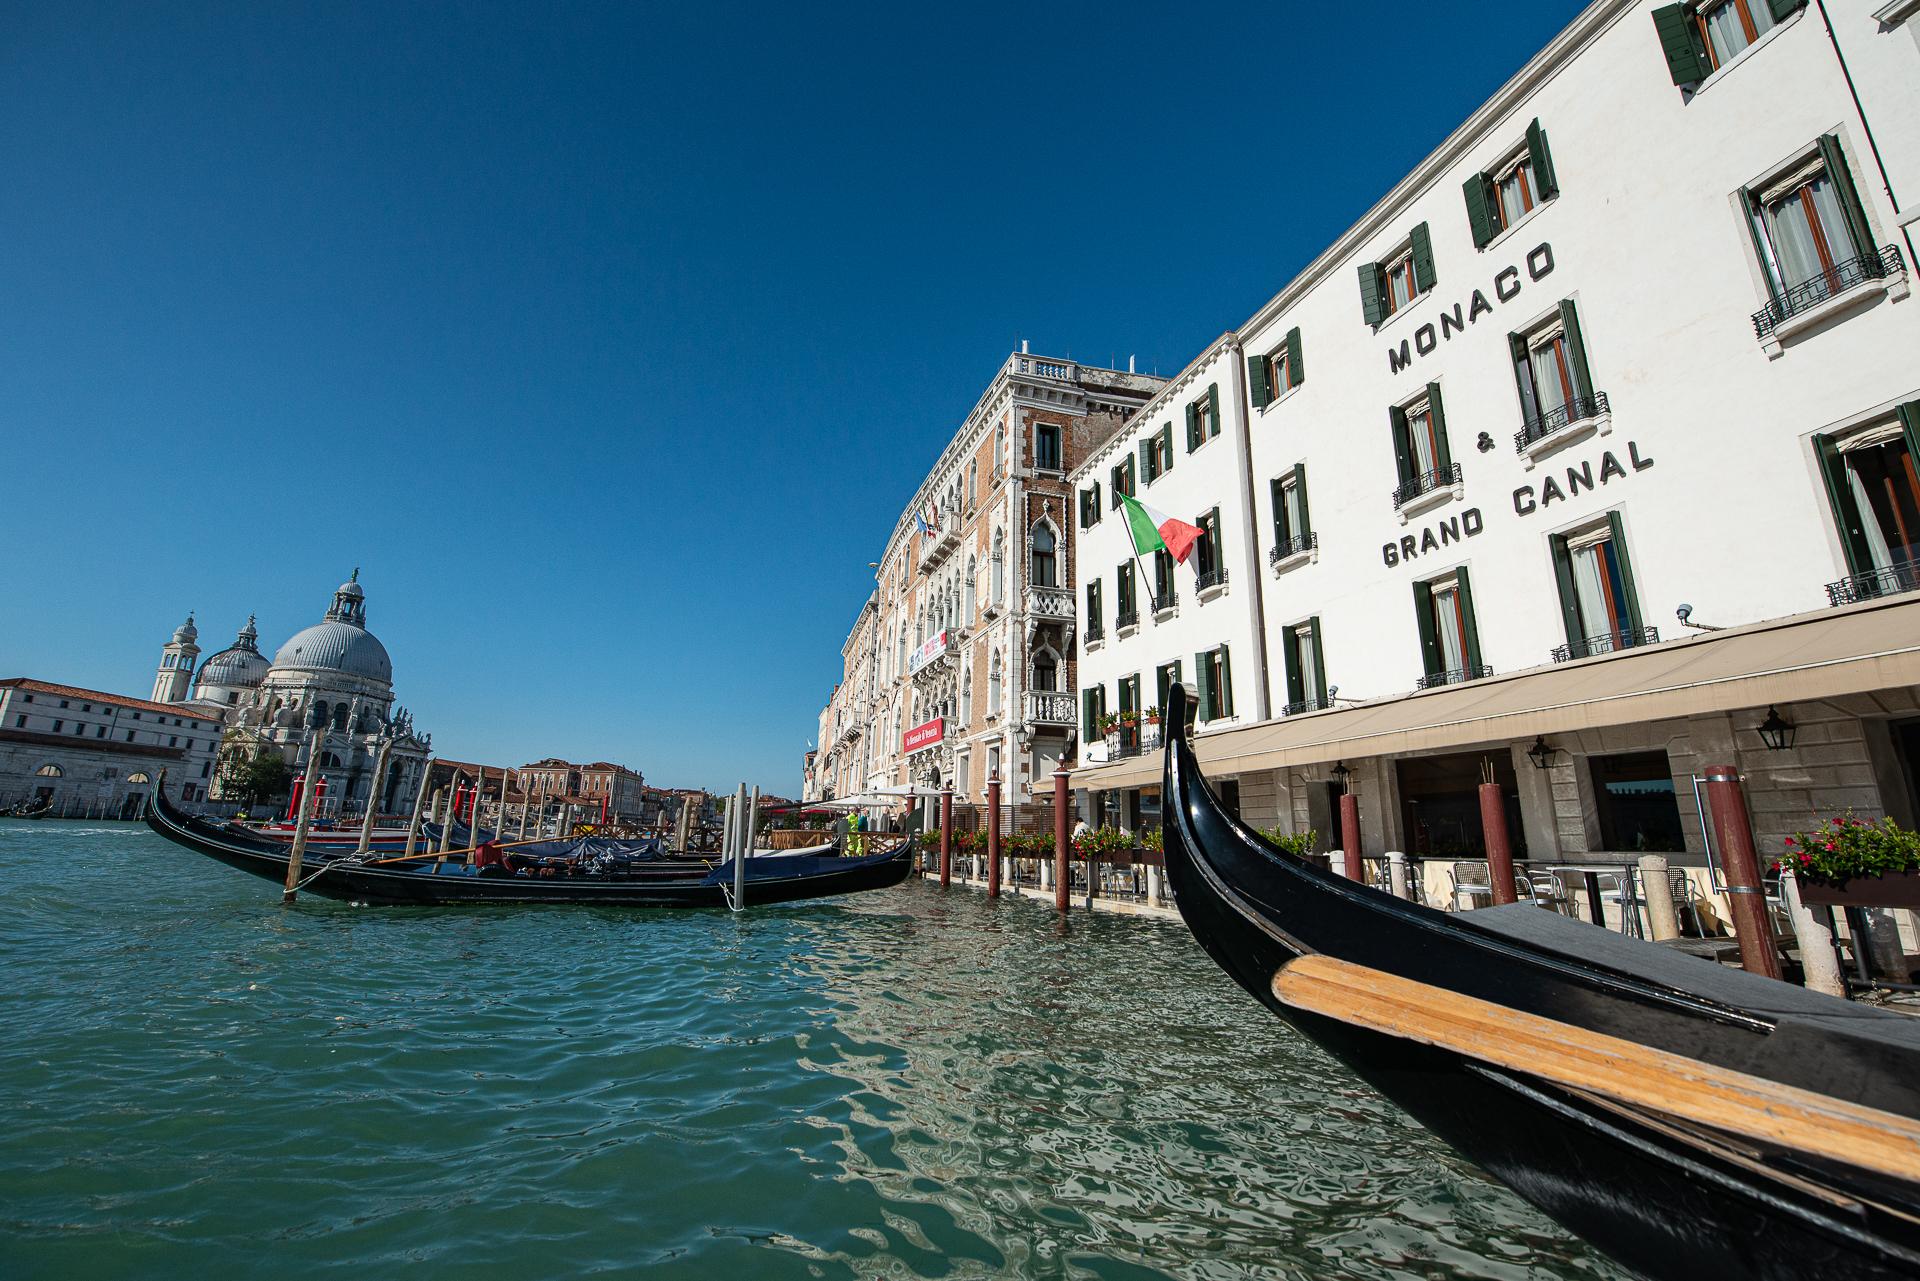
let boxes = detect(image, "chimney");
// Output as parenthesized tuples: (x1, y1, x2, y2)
(1021, 339, 1029, 354)
(1128, 354, 1136, 373)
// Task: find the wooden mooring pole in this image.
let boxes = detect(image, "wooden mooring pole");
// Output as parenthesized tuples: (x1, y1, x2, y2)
(282, 728, 323, 904)
(1340, 792, 1363, 881)
(985, 775, 1001, 899)
(401, 764, 434, 861)
(1479, 775, 1518, 906)
(355, 738, 394, 857)
(938, 787, 952, 887)
(1702, 765, 1783, 981)
(1052, 768, 1070, 915)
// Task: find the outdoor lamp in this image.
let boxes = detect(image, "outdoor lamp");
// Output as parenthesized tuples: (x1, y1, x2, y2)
(1526, 735, 1558, 771)
(1756, 706, 1796, 752)
(1330, 760, 1351, 791)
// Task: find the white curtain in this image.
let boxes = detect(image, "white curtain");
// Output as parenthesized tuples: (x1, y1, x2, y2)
(1570, 542, 1617, 638)
(1846, 461, 1897, 569)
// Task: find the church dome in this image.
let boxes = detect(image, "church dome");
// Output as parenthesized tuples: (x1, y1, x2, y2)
(268, 573, 393, 684)
(194, 616, 270, 692)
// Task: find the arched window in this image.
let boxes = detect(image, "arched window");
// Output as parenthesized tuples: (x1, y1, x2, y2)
(35, 763, 63, 777)
(332, 703, 349, 732)
(1032, 646, 1058, 692)
(127, 771, 151, 784)
(320, 751, 343, 768)
(1031, 522, 1057, 588)
(964, 556, 977, 619)
(991, 529, 1005, 605)
(313, 700, 330, 729)
(960, 660, 972, 715)
(988, 650, 1003, 715)
(967, 462, 977, 507)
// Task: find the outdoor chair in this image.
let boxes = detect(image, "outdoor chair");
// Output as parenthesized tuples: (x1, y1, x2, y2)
(1668, 869, 1706, 936)
(1449, 860, 1494, 911)
(1596, 869, 1643, 938)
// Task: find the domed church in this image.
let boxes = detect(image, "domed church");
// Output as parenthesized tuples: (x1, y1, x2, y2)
(164, 572, 433, 815)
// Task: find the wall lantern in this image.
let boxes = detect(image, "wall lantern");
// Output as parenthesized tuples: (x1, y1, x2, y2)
(1526, 735, 1558, 771)
(1330, 760, 1352, 791)
(1756, 705, 1796, 752)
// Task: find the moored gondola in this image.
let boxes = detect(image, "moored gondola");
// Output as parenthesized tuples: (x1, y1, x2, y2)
(1156, 682, 1920, 1281)
(146, 779, 911, 908)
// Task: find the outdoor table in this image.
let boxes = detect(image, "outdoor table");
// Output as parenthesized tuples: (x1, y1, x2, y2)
(1543, 863, 1641, 932)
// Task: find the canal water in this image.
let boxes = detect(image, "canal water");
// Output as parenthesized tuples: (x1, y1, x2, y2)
(0, 822, 1624, 1280)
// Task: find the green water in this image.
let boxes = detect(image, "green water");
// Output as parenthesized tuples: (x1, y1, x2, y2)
(0, 821, 1625, 1280)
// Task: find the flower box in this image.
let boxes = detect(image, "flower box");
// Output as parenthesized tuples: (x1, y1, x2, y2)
(1794, 870, 1920, 910)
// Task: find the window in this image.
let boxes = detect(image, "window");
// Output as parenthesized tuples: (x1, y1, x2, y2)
(12, 715, 22, 727)
(1652, 1, 1799, 86)
(967, 462, 977, 508)
(1141, 423, 1174, 482)
(1154, 660, 1183, 714)
(1816, 403, 1920, 597)
(51, 720, 63, 733)
(1358, 224, 1434, 326)
(1184, 385, 1221, 451)
(1031, 523, 1057, 588)
(1465, 121, 1558, 248)
(1116, 562, 1138, 627)
(35, 764, 62, 777)
(1117, 674, 1141, 751)
(1282, 619, 1327, 715)
(1194, 508, 1226, 591)
(1035, 422, 1062, 472)
(126, 731, 135, 742)
(1195, 646, 1234, 722)
(988, 651, 1003, 716)
(991, 529, 1006, 605)
(1550, 514, 1649, 660)
(72, 723, 84, 735)
(1110, 455, 1136, 506)
(1086, 579, 1104, 638)
(95, 726, 106, 738)
(986, 745, 1000, 789)
(1079, 483, 1102, 528)
(1413, 569, 1486, 687)
(1032, 647, 1058, 692)
(1390, 384, 1455, 506)
(1152, 548, 1176, 611)
(964, 556, 977, 619)
(128, 772, 151, 784)
(1744, 136, 1879, 321)
(1590, 752, 1686, 852)
(1248, 329, 1303, 409)
(1271, 465, 1314, 559)
(1512, 302, 1600, 447)
(1080, 685, 1107, 742)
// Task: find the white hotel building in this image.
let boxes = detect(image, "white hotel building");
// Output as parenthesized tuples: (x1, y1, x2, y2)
(1067, 0, 1920, 891)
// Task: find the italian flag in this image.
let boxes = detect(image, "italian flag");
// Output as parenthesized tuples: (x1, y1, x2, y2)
(1119, 493, 1203, 563)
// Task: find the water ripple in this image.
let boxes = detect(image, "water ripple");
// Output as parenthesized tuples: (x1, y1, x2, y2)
(0, 820, 1625, 1279)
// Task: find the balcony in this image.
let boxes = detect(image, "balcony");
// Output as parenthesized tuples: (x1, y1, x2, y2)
(1085, 622, 1105, 645)
(1515, 391, 1611, 466)
(1282, 696, 1328, 716)
(1115, 606, 1140, 631)
(1269, 531, 1318, 574)
(1105, 722, 1162, 759)
(1827, 559, 1920, 606)
(1551, 625, 1660, 663)
(918, 510, 963, 571)
(1025, 585, 1073, 621)
(1024, 691, 1076, 727)
(1393, 462, 1463, 522)
(1151, 589, 1179, 619)
(1196, 568, 1229, 599)
(1415, 664, 1493, 691)
(1753, 246, 1906, 353)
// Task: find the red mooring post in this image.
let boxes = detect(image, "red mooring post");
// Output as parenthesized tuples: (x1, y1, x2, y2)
(1339, 792, 1364, 881)
(985, 775, 1002, 898)
(1703, 764, 1783, 980)
(939, 787, 953, 887)
(1052, 769, 1071, 915)
(1480, 782, 1518, 906)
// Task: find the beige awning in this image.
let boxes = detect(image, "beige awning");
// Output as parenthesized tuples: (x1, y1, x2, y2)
(1065, 594, 1920, 792)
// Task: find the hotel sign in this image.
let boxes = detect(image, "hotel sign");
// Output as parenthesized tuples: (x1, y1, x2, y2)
(907, 630, 949, 675)
(1386, 242, 1556, 376)
(903, 718, 945, 754)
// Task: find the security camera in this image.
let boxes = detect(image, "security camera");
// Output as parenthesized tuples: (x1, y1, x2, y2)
(1676, 604, 1693, 624)
(1328, 685, 1340, 700)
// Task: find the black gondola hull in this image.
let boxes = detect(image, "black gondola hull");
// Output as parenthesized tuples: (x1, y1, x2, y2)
(1155, 684, 1920, 1281)
(146, 786, 911, 907)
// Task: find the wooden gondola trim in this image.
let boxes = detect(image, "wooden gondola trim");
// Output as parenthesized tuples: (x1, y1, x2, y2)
(1271, 955, 1920, 1186)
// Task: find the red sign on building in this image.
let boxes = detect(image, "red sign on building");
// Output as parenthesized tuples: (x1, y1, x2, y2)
(903, 718, 944, 754)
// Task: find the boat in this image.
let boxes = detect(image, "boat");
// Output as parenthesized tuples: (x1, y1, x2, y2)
(145, 778, 913, 908)
(3, 796, 53, 819)
(1156, 681, 1920, 1281)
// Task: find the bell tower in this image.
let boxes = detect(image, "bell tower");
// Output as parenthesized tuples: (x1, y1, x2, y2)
(152, 613, 200, 703)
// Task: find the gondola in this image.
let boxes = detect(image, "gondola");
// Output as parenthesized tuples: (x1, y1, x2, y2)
(145, 779, 912, 908)
(1156, 682, 1920, 1281)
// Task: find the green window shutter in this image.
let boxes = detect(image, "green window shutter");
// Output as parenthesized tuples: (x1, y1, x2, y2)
(1413, 581, 1441, 677)
(1194, 651, 1214, 722)
(1813, 435, 1874, 575)
(1817, 133, 1875, 259)
(1247, 354, 1271, 409)
(1282, 628, 1304, 707)
(1139, 438, 1153, 481)
(1651, 5, 1711, 86)
(1463, 173, 1497, 249)
(1160, 423, 1175, 473)
(1559, 299, 1594, 402)
(1390, 405, 1413, 487)
(1768, 0, 1804, 21)
(1549, 533, 1583, 649)
(1090, 481, 1101, 522)
(1308, 617, 1327, 705)
(1358, 262, 1386, 327)
(1427, 382, 1453, 471)
(1526, 119, 1558, 200)
(1455, 565, 1484, 673)
(1899, 400, 1920, 462)
(1409, 222, 1436, 294)
(1218, 647, 1234, 718)
(1738, 186, 1781, 299)
(1186, 402, 1200, 451)
(1294, 463, 1312, 537)
(1285, 326, 1304, 386)
(1270, 476, 1287, 544)
(1207, 383, 1221, 438)
(1510, 330, 1539, 425)
(1606, 510, 1643, 636)
(1082, 689, 1098, 740)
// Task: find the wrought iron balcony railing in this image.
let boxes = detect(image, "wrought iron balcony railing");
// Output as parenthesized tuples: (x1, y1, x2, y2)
(1826, 558, 1920, 606)
(1415, 664, 1493, 691)
(1515, 391, 1610, 452)
(1282, 696, 1328, 716)
(1269, 531, 1317, 564)
(1550, 625, 1660, 663)
(1085, 623, 1104, 643)
(1151, 589, 1179, 613)
(1392, 462, 1462, 509)
(1115, 607, 1139, 629)
(1752, 245, 1903, 340)
(1196, 568, 1229, 593)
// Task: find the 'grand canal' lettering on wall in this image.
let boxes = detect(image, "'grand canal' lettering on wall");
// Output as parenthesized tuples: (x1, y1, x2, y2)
(1387, 243, 1555, 375)
(1513, 441, 1654, 515)
(1382, 508, 1484, 567)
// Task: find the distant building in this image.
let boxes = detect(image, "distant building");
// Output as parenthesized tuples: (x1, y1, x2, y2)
(516, 758, 646, 823)
(0, 679, 224, 817)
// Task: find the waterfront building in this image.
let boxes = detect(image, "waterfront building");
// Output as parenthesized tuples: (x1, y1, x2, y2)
(0, 679, 225, 816)
(809, 350, 1165, 808)
(1064, 0, 1920, 901)
(515, 758, 647, 822)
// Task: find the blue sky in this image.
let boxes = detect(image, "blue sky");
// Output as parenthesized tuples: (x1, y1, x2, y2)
(0, 1, 1583, 793)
